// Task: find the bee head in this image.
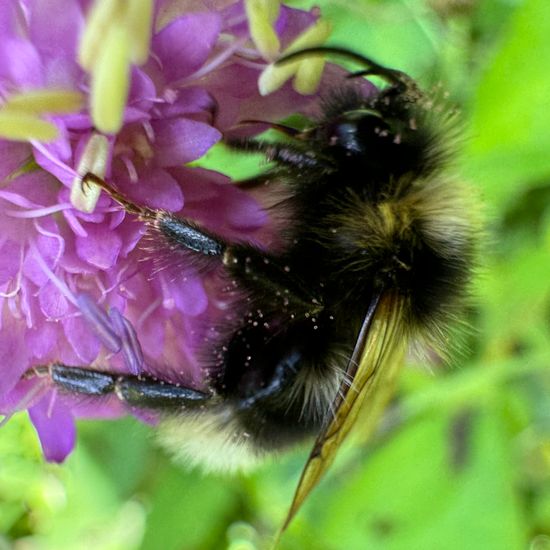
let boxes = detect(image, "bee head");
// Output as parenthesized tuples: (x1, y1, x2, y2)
(315, 103, 430, 180)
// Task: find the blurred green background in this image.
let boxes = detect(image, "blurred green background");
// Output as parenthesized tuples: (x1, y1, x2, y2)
(3, 0, 550, 548)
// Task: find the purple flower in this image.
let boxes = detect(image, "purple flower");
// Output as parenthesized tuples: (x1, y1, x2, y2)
(0, 0, 337, 461)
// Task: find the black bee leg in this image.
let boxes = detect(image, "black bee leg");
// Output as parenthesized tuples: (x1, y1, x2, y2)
(225, 139, 332, 172)
(84, 173, 322, 312)
(31, 364, 211, 411)
(83, 172, 225, 257)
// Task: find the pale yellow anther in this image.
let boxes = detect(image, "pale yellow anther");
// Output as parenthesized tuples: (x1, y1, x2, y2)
(90, 26, 131, 134)
(293, 57, 325, 95)
(2, 89, 84, 115)
(245, 0, 281, 61)
(79, 0, 153, 133)
(284, 19, 332, 56)
(126, 0, 154, 64)
(70, 133, 109, 212)
(258, 19, 332, 96)
(258, 62, 298, 96)
(79, 0, 124, 71)
(0, 111, 58, 142)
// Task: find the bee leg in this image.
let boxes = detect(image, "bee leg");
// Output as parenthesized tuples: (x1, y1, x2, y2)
(225, 139, 332, 171)
(32, 364, 211, 411)
(83, 172, 225, 257)
(83, 173, 321, 310)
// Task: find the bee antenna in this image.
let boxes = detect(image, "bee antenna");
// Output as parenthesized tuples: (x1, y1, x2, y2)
(276, 46, 406, 85)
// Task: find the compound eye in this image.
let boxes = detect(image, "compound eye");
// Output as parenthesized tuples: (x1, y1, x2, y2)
(328, 112, 392, 156)
(329, 121, 362, 153)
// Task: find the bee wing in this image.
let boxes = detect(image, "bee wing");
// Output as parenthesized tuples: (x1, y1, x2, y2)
(281, 293, 407, 531)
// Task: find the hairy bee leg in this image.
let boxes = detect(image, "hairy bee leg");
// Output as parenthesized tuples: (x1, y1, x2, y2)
(225, 139, 332, 171)
(83, 172, 225, 257)
(83, 173, 149, 217)
(32, 364, 211, 410)
(84, 173, 322, 311)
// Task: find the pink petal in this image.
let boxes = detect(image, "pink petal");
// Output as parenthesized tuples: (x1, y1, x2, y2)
(152, 118, 221, 166)
(0, 238, 20, 284)
(0, 38, 43, 87)
(27, 0, 84, 59)
(153, 12, 222, 83)
(167, 275, 208, 317)
(0, 141, 32, 181)
(38, 280, 69, 320)
(159, 87, 216, 119)
(0, 328, 28, 398)
(76, 223, 123, 270)
(26, 322, 58, 360)
(29, 394, 76, 463)
(120, 168, 183, 211)
(63, 315, 102, 364)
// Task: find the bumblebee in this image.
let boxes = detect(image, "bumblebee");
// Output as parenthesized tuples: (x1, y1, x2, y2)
(30, 48, 477, 526)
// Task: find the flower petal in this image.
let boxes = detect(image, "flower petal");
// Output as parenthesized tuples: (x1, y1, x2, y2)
(167, 275, 208, 317)
(0, 38, 43, 88)
(75, 222, 123, 270)
(120, 168, 183, 211)
(29, 395, 76, 463)
(63, 314, 102, 364)
(152, 118, 221, 166)
(152, 12, 222, 83)
(27, 0, 84, 59)
(0, 329, 27, 399)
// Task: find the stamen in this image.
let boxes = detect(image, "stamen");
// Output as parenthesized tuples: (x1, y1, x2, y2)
(137, 297, 162, 329)
(29, 241, 78, 307)
(178, 36, 247, 84)
(90, 26, 131, 133)
(0, 111, 58, 142)
(71, 133, 110, 212)
(245, 0, 281, 61)
(77, 293, 121, 353)
(0, 245, 24, 299)
(33, 219, 65, 269)
(6, 203, 72, 218)
(80, 0, 153, 133)
(258, 19, 332, 96)
(31, 141, 78, 179)
(109, 307, 144, 375)
(63, 210, 88, 238)
(2, 89, 84, 116)
(0, 189, 41, 208)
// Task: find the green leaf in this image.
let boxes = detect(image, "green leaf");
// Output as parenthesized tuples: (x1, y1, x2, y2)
(465, 0, 550, 209)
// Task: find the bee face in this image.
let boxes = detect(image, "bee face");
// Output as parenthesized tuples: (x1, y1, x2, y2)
(25, 47, 478, 531)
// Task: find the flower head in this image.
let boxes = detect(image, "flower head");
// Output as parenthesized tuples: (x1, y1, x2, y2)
(0, 0, 338, 461)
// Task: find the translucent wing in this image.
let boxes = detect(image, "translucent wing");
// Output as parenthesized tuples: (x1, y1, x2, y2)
(281, 292, 407, 531)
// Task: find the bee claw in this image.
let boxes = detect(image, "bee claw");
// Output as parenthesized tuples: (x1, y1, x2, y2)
(81, 172, 152, 218)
